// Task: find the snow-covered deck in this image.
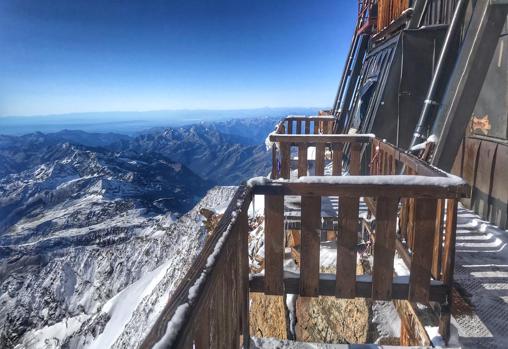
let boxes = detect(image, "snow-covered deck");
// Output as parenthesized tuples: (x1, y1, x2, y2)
(450, 205, 508, 349)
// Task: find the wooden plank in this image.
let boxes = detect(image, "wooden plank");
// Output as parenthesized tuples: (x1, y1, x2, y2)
(300, 195, 321, 296)
(440, 197, 459, 349)
(296, 120, 302, 134)
(407, 198, 415, 250)
(381, 151, 387, 175)
(279, 143, 291, 179)
(350, 142, 362, 175)
(371, 138, 380, 175)
(450, 139, 464, 177)
(286, 116, 335, 121)
(313, 119, 319, 134)
(432, 199, 444, 280)
(409, 198, 438, 303)
(304, 120, 310, 134)
(139, 187, 249, 349)
(442, 199, 457, 286)
(264, 195, 285, 295)
(249, 274, 448, 302)
(336, 196, 359, 298)
(472, 141, 497, 217)
(269, 134, 373, 143)
(315, 144, 325, 176)
(490, 143, 508, 228)
(181, 330, 195, 349)
(462, 138, 481, 207)
(394, 300, 433, 346)
(252, 181, 468, 199)
(298, 144, 308, 177)
(323, 119, 330, 134)
(230, 232, 240, 349)
(223, 249, 232, 348)
(218, 271, 227, 349)
(271, 144, 278, 179)
(238, 211, 250, 348)
(399, 198, 409, 242)
(194, 304, 210, 348)
(332, 143, 343, 176)
(372, 197, 399, 300)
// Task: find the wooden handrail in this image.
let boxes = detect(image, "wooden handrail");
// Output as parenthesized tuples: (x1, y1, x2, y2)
(285, 115, 335, 121)
(269, 134, 374, 143)
(251, 176, 467, 198)
(140, 186, 252, 349)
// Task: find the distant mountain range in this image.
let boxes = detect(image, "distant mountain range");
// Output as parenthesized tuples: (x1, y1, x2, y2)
(0, 107, 319, 135)
(0, 116, 280, 348)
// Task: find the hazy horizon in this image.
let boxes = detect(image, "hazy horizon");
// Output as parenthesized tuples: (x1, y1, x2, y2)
(0, 106, 321, 135)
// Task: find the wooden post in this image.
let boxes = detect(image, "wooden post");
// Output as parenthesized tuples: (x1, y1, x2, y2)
(409, 198, 437, 303)
(298, 144, 308, 177)
(304, 120, 310, 134)
(439, 199, 458, 343)
(280, 143, 290, 179)
(296, 120, 302, 134)
(332, 143, 343, 176)
(372, 197, 399, 300)
(287, 119, 293, 134)
(336, 196, 359, 298)
(300, 195, 321, 297)
(238, 210, 250, 349)
(323, 120, 330, 134)
(271, 144, 278, 179)
(264, 195, 285, 295)
(350, 142, 361, 175)
(432, 199, 444, 280)
(315, 144, 325, 176)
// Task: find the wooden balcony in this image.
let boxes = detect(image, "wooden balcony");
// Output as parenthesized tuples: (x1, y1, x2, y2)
(141, 117, 468, 349)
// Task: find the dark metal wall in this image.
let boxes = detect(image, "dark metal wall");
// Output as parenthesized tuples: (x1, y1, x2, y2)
(349, 26, 446, 149)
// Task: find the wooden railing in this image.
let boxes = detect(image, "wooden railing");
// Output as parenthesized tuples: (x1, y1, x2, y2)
(269, 115, 367, 179)
(276, 115, 335, 136)
(141, 188, 252, 349)
(370, 138, 458, 286)
(269, 133, 370, 179)
(141, 131, 467, 348)
(250, 175, 465, 304)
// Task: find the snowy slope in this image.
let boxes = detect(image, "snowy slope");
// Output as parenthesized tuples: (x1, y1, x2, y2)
(6, 186, 236, 349)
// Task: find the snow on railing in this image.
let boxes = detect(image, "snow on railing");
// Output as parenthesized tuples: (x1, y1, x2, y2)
(142, 130, 468, 348)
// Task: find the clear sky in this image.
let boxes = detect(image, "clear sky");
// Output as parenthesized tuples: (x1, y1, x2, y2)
(0, 0, 356, 116)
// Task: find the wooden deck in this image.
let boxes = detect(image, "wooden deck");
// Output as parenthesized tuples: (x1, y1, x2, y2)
(141, 116, 468, 349)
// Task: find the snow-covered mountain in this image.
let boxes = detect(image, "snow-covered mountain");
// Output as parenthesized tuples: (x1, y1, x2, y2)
(0, 140, 217, 346)
(128, 124, 272, 185)
(1, 184, 236, 349)
(0, 117, 276, 348)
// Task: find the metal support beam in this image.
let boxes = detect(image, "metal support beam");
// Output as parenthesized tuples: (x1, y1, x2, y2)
(409, 0, 468, 150)
(431, 2, 508, 170)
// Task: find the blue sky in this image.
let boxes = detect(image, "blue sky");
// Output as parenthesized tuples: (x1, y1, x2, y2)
(0, 0, 356, 116)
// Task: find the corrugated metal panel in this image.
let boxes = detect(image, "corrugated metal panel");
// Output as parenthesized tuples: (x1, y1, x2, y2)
(420, 0, 460, 26)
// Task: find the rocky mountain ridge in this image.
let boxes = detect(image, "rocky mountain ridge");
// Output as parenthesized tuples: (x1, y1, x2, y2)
(0, 117, 276, 348)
